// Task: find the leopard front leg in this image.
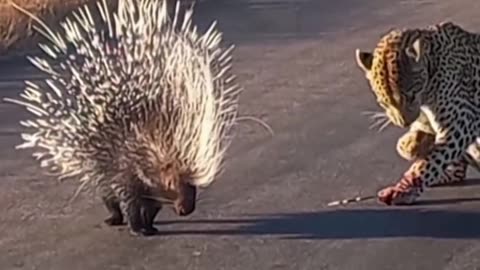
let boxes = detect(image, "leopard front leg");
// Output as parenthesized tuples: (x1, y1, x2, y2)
(396, 129, 435, 161)
(430, 160, 467, 186)
(396, 111, 436, 161)
(396, 129, 468, 186)
(465, 142, 480, 172)
(378, 115, 473, 205)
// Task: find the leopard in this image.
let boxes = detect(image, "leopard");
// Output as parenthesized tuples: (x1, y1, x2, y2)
(354, 21, 480, 205)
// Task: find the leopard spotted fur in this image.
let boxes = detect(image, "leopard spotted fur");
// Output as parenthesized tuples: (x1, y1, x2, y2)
(355, 22, 480, 205)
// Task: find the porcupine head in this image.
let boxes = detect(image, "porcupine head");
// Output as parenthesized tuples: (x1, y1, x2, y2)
(5, 0, 242, 216)
(127, 137, 199, 217)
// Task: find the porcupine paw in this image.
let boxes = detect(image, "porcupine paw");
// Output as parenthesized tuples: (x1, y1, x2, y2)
(102, 198, 124, 226)
(132, 218, 160, 236)
(141, 203, 161, 233)
(104, 213, 124, 226)
(127, 224, 159, 237)
(125, 205, 159, 237)
(142, 226, 159, 236)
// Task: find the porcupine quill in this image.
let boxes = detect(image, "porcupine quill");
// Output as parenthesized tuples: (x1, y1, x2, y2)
(326, 195, 376, 206)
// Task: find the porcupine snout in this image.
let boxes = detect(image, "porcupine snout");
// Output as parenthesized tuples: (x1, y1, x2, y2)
(174, 183, 196, 216)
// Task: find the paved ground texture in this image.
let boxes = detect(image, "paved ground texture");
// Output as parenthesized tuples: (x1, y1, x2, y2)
(2, 0, 480, 269)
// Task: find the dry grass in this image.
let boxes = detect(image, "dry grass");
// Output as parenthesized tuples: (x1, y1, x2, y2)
(0, 0, 99, 57)
(0, 0, 197, 57)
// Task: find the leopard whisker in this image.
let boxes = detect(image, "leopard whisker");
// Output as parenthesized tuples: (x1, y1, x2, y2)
(362, 111, 387, 119)
(364, 110, 391, 132)
(377, 118, 392, 132)
(361, 111, 379, 116)
(369, 117, 387, 130)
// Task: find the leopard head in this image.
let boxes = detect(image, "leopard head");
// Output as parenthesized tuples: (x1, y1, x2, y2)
(355, 29, 430, 128)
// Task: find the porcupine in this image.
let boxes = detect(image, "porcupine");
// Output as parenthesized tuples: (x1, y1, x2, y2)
(5, 0, 243, 236)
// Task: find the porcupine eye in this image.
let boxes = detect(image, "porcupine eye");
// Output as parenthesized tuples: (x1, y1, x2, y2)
(165, 177, 175, 190)
(159, 163, 178, 191)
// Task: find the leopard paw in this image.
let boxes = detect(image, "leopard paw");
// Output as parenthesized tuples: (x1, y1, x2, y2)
(377, 185, 420, 205)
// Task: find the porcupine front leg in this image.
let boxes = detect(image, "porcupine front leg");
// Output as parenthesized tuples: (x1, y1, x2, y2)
(98, 184, 124, 226)
(140, 198, 161, 233)
(102, 196, 124, 226)
(378, 112, 472, 205)
(111, 184, 157, 236)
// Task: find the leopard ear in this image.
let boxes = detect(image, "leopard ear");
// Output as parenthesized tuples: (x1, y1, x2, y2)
(406, 38, 423, 62)
(355, 49, 373, 73)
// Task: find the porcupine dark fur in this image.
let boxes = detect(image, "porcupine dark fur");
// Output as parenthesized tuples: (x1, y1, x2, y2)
(5, 0, 242, 236)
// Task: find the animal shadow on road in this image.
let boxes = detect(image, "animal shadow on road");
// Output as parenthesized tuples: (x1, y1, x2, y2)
(432, 178, 480, 188)
(413, 178, 480, 205)
(150, 178, 480, 240)
(155, 207, 480, 240)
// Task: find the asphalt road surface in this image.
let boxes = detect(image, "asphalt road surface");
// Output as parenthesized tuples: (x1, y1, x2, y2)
(2, 0, 480, 269)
